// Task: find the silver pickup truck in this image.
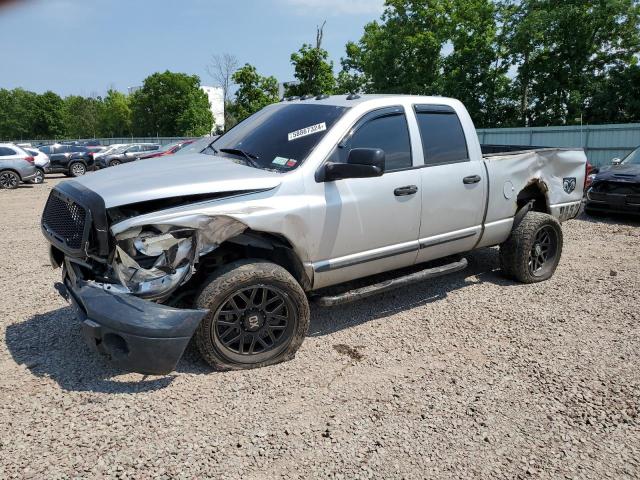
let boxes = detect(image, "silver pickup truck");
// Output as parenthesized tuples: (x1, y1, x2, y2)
(41, 95, 587, 374)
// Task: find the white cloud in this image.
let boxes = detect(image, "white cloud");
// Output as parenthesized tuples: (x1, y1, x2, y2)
(280, 0, 384, 16)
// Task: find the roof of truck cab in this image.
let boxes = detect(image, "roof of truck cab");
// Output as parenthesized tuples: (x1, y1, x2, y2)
(281, 94, 459, 108)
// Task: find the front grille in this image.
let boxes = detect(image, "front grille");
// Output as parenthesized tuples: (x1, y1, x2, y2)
(42, 192, 87, 250)
(593, 181, 640, 195)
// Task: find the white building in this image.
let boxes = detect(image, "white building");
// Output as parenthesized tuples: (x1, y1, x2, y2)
(127, 84, 225, 133)
(201, 85, 225, 133)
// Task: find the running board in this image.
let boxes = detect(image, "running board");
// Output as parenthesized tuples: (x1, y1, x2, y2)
(311, 258, 468, 307)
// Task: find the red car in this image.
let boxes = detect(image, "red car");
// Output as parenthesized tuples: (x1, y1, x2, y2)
(139, 139, 195, 160)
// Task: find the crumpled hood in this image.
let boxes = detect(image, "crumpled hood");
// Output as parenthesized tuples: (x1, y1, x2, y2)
(595, 164, 640, 182)
(73, 153, 282, 208)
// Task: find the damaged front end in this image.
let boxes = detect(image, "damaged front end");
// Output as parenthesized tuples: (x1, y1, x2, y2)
(41, 180, 252, 374)
(109, 215, 247, 301)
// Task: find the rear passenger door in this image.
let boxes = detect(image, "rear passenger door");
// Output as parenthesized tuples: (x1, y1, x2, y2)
(48, 145, 71, 170)
(413, 105, 487, 264)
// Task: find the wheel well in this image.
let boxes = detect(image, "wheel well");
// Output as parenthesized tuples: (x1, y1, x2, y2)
(198, 230, 312, 291)
(516, 180, 550, 214)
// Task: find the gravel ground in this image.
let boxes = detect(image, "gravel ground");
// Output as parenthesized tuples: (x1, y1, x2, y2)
(1, 176, 639, 479)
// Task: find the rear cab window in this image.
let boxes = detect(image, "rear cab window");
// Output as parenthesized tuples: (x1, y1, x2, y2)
(414, 105, 469, 166)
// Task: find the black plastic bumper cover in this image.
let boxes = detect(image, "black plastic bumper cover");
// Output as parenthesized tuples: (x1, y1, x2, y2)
(62, 278, 207, 375)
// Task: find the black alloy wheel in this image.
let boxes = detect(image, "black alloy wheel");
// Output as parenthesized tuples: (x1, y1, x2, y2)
(0, 171, 20, 189)
(213, 285, 295, 362)
(527, 225, 559, 277)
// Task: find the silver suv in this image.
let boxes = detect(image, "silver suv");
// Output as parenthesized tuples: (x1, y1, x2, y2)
(0, 143, 38, 189)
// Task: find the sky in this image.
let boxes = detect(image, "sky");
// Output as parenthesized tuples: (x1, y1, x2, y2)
(0, 0, 385, 97)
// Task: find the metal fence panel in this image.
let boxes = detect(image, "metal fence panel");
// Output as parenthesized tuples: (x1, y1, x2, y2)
(478, 123, 640, 166)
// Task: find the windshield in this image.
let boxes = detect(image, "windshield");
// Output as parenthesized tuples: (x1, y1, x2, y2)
(210, 103, 349, 171)
(175, 137, 216, 156)
(159, 141, 182, 153)
(622, 147, 640, 165)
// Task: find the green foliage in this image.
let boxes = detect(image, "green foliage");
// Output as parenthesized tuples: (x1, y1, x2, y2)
(62, 95, 103, 139)
(130, 71, 213, 136)
(229, 64, 279, 123)
(286, 43, 336, 96)
(99, 89, 132, 137)
(340, 0, 640, 127)
(501, 0, 640, 126)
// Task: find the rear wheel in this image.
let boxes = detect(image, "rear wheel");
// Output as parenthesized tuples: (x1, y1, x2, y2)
(109, 159, 121, 167)
(69, 162, 86, 177)
(499, 211, 563, 283)
(0, 170, 20, 189)
(30, 168, 45, 184)
(195, 260, 310, 370)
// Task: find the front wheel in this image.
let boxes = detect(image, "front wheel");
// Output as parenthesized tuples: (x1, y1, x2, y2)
(69, 162, 86, 177)
(499, 211, 563, 283)
(109, 159, 121, 167)
(195, 260, 310, 371)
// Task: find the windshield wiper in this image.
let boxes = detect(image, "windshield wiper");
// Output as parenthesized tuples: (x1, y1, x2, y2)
(216, 148, 261, 168)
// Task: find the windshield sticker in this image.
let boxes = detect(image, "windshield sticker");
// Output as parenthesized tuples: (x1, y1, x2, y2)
(286, 159, 297, 167)
(287, 122, 327, 141)
(272, 156, 288, 165)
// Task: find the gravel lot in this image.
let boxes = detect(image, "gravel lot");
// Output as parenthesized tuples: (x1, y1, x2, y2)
(1, 176, 639, 479)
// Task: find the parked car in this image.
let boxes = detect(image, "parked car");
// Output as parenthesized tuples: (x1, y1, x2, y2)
(173, 136, 219, 156)
(0, 143, 38, 188)
(99, 144, 160, 167)
(41, 95, 586, 375)
(585, 146, 640, 216)
(93, 144, 128, 162)
(24, 147, 50, 184)
(139, 140, 195, 159)
(38, 144, 96, 177)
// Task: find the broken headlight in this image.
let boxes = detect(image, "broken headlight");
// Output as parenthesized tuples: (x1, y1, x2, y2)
(111, 228, 197, 300)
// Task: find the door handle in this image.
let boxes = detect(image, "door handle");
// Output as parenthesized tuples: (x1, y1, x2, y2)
(394, 185, 418, 196)
(463, 175, 481, 184)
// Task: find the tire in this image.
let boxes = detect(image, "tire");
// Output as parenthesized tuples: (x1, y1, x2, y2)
(69, 162, 86, 177)
(109, 159, 121, 167)
(29, 168, 45, 184)
(0, 170, 20, 189)
(499, 211, 563, 283)
(195, 260, 310, 371)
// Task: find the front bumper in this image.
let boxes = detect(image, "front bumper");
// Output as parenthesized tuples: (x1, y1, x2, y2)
(60, 273, 207, 375)
(585, 192, 640, 215)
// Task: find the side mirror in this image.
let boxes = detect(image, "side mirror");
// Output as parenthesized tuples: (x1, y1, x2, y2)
(320, 148, 385, 182)
(611, 157, 622, 165)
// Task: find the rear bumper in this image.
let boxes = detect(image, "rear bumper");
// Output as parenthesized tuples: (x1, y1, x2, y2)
(60, 275, 207, 375)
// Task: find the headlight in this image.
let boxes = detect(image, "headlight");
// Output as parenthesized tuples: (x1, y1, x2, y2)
(111, 229, 196, 300)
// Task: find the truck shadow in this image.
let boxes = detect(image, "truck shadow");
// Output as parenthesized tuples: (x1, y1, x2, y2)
(5, 248, 511, 393)
(308, 247, 511, 337)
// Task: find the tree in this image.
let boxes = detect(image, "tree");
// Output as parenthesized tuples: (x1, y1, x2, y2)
(442, 0, 515, 127)
(286, 22, 336, 97)
(130, 71, 213, 136)
(503, 0, 640, 126)
(206, 53, 240, 128)
(335, 41, 368, 94)
(586, 64, 640, 124)
(99, 89, 132, 137)
(62, 95, 102, 139)
(228, 64, 279, 123)
(342, 0, 452, 95)
(0, 88, 39, 140)
(206, 53, 239, 104)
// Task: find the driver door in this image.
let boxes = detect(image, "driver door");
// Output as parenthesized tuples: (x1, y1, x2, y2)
(311, 107, 422, 289)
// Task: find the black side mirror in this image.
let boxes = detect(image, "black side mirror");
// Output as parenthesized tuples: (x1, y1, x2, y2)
(320, 148, 385, 182)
